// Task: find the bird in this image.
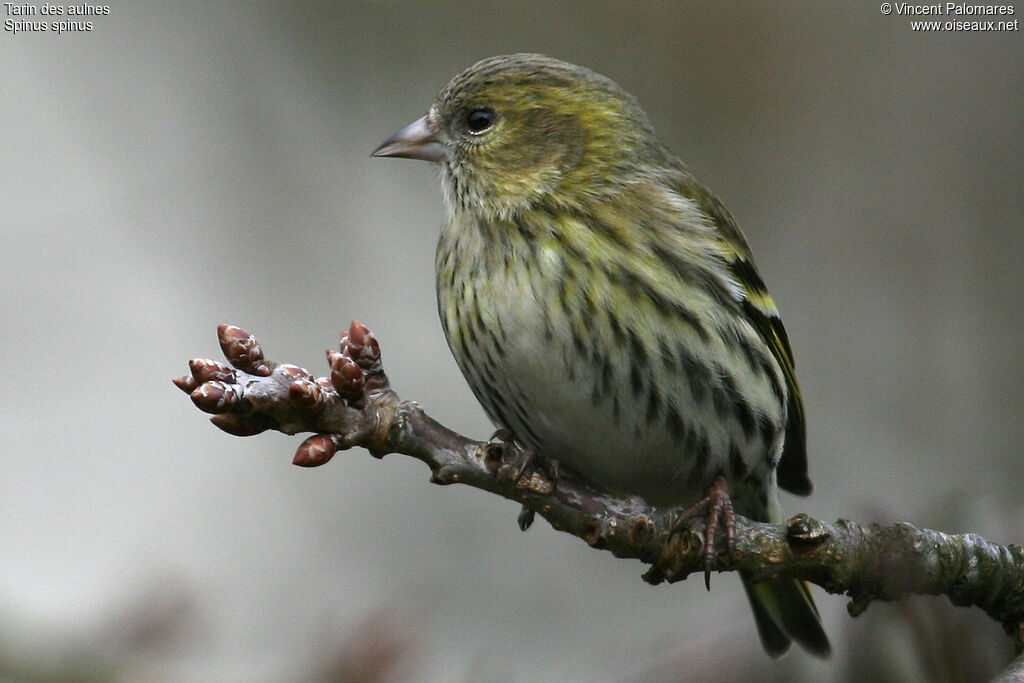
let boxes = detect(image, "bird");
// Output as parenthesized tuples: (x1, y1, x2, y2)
(372, 53, 829, 658)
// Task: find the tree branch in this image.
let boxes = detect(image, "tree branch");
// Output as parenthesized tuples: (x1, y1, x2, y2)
(174, 322, 1024, 654)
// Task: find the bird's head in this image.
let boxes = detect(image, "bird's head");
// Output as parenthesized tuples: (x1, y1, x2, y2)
(374, 54, 663, 220)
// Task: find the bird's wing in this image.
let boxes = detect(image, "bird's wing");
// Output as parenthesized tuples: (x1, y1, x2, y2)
(684, 182, 812, 495)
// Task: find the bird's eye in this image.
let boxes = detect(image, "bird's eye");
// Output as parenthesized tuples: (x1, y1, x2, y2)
(465, 108, 495, 133)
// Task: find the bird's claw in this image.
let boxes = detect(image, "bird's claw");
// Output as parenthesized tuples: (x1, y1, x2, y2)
(671, 475, 737, 590)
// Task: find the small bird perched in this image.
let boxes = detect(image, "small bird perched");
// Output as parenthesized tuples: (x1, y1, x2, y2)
(373, 54, 829, 658)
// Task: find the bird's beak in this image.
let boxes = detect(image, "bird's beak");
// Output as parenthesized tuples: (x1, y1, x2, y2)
(372, 115, 445, 162)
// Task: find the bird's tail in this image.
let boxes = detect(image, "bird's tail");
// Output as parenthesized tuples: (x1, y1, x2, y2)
(741, 573, 831, 658)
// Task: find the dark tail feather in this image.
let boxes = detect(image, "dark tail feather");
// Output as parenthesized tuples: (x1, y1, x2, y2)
(742, 573, 831, 658)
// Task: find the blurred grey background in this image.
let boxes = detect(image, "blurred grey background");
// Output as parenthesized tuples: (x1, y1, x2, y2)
(2, 2, 1021, 681)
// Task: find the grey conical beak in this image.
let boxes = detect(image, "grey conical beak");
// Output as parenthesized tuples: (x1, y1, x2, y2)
(372, 115, 445, 162)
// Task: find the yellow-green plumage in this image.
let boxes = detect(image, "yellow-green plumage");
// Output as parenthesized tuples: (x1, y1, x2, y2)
(375, 53, 828, 658)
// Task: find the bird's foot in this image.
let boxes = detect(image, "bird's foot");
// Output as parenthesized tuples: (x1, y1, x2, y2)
(506, 443, 559, 532)
(510, 448, 559, 486)
(483, 430, 560, 531)
(671, 475, 736, 590)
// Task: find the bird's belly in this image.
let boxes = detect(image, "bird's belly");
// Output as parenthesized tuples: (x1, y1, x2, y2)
(457, 285, 774, 510)
(498, 335, 726, 506)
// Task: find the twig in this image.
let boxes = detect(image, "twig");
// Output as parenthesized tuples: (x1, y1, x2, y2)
(174, 323, 1024, 653)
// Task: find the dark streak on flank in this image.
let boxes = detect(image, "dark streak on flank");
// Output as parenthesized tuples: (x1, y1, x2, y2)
(729, 443, 748, 480)
(718, 371, 757, 440)
(645, 387, 661, 424)
(666, 403, 687, 441)
(677, 342, 710, 403)
(600, 356, 613, 393)
(630, 361, 643, 398)
(608, 310, 627, 348)
(627, 328, 648, 369)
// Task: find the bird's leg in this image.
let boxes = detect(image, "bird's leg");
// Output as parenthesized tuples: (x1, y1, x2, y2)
(672, 475, 737, 590)
(512, 446, 569, 532)
(510, 446, 545, 531)
(510, 445, 539, 484)
(514, 458, 562, 530)
(489, 429, 558, 487)
(488, 429, 561, 532)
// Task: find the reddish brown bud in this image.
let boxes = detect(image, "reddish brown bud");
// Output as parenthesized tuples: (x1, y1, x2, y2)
(209, 413, 271, 436)
(345, 321, 381, 369)
(348, 320, 369, 346)
(288, 378, 325, 414)
(217, 324, 271, 376)
(188, 358, 235, 383)
(340, 321, 381, 370)
(328, 349, 365, 400)
(361, 335, 381, 366)
(172, 375, 197, 393)
(293, 433, 341, 467)
(190, 381, 238, 413)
